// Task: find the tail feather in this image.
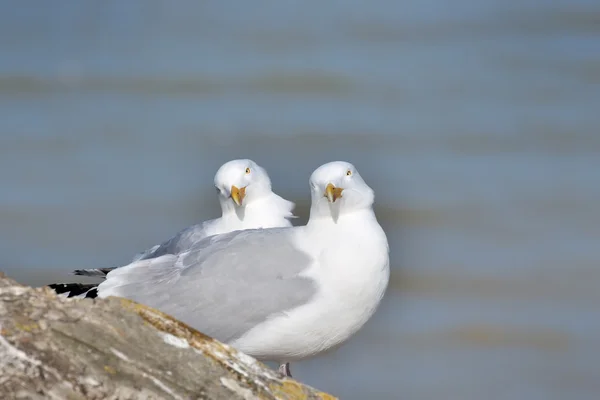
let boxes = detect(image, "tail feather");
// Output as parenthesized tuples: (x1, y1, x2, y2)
(73, 243, 161, 277)
(73, 267, 116, 277)
(47, 283, 99, 298)
(97, 255, 179, 298)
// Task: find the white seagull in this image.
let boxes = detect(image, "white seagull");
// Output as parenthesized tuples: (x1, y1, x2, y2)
(73, 159, 295, 277)
(53, 161, 390, 378)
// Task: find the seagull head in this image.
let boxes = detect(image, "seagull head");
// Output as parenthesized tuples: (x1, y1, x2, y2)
(214, 159, 273, 212)
(308, 161, 375, 222)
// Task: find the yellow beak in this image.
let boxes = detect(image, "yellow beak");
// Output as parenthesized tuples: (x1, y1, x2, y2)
(230, 185, 246, 206)
(325, 183, 343, 203)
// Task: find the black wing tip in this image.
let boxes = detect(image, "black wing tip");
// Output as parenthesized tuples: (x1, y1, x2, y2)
(47, 283, 99, 298)
(47, 283, 67, 293)
(72, 268, 113, 277)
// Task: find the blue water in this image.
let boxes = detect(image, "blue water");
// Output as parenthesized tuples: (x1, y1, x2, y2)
(1, 1, 599, 399)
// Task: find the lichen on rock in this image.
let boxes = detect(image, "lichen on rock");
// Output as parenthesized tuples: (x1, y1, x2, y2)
(0, 272, 336, 399)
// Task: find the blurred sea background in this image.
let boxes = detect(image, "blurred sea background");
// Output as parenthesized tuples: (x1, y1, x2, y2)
(1, 1, 599, 399)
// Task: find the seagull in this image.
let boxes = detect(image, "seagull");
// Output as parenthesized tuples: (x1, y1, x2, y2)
(72, 159, 295, 277)
(50, 161, 390, 378)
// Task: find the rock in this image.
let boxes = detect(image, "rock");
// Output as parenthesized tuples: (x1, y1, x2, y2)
(0, 272, 336, 400)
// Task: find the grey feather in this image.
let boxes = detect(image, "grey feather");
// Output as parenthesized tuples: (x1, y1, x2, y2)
(73, 222, 215, 277)
(72, 267, 116, 277)
(99, 228, 317, 343)
(133, 221, 213, 261)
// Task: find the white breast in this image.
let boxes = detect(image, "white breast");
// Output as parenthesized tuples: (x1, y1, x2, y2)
(231, 211, 389, 362)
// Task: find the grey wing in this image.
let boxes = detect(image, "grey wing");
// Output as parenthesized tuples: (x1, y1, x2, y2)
(133, 221, 214, 261)
(75, 221, 216, 277)
(99, 228, 316, 344)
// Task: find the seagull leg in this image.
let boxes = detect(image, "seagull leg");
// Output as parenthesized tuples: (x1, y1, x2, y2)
(278, 362, 292, 378)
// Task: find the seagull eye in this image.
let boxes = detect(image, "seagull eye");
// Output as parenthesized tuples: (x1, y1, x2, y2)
(215, 186, 220, 193)
(245, 167, 251, 174)
(346, 170, 352, 176)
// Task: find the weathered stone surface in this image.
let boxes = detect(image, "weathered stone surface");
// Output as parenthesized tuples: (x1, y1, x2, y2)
(0, 272, 336, 400)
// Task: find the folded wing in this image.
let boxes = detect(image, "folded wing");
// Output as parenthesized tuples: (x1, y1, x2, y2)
(98, 228, 317, 343)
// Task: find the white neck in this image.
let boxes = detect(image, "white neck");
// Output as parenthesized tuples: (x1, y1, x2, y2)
(306, 207, 377, 229)
(218, 191, 294, 228)
(303, 208, 389, 276)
